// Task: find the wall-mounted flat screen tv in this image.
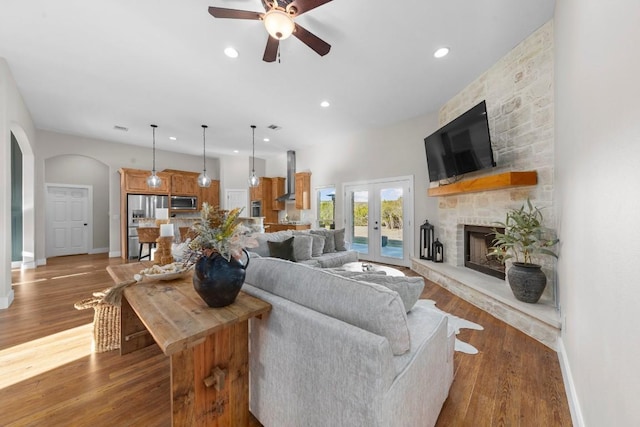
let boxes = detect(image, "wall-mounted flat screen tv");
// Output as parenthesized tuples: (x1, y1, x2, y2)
(424, 100, 496, 182)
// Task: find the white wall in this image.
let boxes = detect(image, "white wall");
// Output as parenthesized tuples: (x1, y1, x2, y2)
(35, 130, 221, 261)
(45, 155, 110, 251)
(287, 112, 440, 257)
(555, 1, 640, 425)
(0, 58, 36, 308)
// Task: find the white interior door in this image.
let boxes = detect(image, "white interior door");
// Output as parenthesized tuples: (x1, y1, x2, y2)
(225, 189, 248, 214)
(344, 177, 413, 267)
(46, 186, 89, 257)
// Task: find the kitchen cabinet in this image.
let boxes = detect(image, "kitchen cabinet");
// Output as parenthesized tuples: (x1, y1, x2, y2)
(266, 223, 311, 232)
(272, 177, 285, 210)
(295, 172, 311, 210)
(199, 180, 220, 209)
(169, 171, 199, 196)
(121, 168, 170, 194)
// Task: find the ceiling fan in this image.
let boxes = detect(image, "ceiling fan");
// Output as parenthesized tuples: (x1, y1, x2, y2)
(208, 0, 333, 62)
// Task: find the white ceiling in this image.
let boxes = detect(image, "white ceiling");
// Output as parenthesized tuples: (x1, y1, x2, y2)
(0, 0, 555, 159)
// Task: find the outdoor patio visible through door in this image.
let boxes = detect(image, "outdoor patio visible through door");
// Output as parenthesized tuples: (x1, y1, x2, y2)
(344, 177, 413, 267)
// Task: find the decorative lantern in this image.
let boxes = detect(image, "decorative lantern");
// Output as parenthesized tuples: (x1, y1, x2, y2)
(420, 220, 435, 260)
(433, 238, 444, 263)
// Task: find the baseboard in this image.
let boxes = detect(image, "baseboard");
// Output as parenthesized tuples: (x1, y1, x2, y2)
(108, 251, 121, 258)
(0, 289, 15, 309)
(37, 258, 47, 266)
(557, 337, 585, 427)
(89, 247, 109, 255)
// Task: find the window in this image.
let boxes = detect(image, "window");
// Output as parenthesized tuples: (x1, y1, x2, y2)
(317, 186, 335, 229)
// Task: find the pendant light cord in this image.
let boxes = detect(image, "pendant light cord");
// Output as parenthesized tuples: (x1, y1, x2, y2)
(202, 124, 208, 173)
(251, 125, 256, 173)
(151, 124, 157, 173)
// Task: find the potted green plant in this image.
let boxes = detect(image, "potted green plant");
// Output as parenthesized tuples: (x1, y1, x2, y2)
(490, 199, 559, 303)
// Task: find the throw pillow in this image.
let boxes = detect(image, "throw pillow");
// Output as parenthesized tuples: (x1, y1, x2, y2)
(333, 228, 347, 251)
(292, 235, 313, 261)
(310, 229, 336, 253)
(310, 234, 325, 257)
(351, 274, 425, 312)
(267, 237, 295, 261)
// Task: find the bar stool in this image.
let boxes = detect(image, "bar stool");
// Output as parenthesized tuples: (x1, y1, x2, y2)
(137, 227, 159, 261)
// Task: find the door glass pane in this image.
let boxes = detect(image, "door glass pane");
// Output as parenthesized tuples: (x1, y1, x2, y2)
(352, 190, 369, 254)
(380, 187, 403, 259)
(317, 187, 335, 229)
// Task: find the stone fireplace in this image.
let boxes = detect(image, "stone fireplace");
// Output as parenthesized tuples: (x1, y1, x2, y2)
(464, 225, 504, 280)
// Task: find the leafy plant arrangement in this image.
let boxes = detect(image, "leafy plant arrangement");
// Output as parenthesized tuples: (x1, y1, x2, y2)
(490, 198, 559, 265)
(187, 204, 257, 262)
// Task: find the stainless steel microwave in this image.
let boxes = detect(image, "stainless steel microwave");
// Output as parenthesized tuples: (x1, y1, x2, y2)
(170, 195, 198, 210)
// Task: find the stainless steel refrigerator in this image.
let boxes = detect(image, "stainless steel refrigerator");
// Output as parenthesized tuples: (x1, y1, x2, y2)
(127, 194, 169, 259)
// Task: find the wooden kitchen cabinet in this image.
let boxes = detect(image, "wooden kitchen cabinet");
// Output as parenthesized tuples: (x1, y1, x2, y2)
(120, 168, 170, 194)
(169, 171, 199, 196)
(199, 179, 220, 209)
(295, 172, 311, 210)
(266, 223, 311, 232)
(272, 177, 286, 210)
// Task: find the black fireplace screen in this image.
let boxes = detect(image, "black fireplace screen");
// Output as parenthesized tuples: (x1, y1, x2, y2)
(464, 225, 505, 280)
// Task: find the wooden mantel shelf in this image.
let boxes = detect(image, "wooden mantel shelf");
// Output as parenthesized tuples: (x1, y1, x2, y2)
(428, 171, 537, 197)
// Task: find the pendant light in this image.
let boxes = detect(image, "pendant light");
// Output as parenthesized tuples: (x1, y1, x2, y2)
(147, 124, 162, 189)
(197, 124, 212, 188)
(248, 125, 260, 187)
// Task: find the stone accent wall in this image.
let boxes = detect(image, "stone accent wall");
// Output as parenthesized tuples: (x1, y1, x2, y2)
(433, 20, 557, 300)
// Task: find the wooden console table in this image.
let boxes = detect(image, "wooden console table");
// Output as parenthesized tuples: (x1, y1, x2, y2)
(107, 263, 271, 427)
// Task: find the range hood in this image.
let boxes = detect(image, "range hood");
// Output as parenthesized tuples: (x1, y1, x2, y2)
(276, 150, 296, 202)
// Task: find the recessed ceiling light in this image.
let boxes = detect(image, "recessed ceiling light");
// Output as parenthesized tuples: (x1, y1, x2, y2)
(434, 47, 450, 58)
(113, 125, 128, 132)
(320, 101, 330, 108)
(169, 136, 177, 141)
(233, 150, 239, 154)
(224, 47, 239, 58)
(263, 138, 270, 142)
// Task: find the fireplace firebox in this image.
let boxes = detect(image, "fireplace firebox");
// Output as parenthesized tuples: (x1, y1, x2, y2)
(464, 225, 505, 280)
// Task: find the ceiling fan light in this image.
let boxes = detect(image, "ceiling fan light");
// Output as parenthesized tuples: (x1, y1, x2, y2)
(264, 9, 295, 40)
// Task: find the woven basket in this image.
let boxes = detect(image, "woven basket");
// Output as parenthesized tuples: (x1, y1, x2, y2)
(75, 296, 121, 353)
(93, 303, 121, 352)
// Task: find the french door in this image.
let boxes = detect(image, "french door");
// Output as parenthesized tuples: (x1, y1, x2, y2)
(344, 177, 413, 267)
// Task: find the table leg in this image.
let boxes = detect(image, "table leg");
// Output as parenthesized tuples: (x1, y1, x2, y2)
(120, 296, 155, 355)
(170, 321, 250, 427)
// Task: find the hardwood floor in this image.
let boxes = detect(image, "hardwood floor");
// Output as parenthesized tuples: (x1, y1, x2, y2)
(1, 254, 572, 426)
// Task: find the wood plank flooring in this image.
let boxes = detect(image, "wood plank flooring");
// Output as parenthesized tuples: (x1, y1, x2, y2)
(1, 254, 572, 426)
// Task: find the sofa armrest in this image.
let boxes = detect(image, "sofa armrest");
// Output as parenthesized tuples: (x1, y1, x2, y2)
(243, 284, 396, 427)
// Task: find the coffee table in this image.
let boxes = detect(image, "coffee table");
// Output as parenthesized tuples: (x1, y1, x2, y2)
(340, 261, 405, 277)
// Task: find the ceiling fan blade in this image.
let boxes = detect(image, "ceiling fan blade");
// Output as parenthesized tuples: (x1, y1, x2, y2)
(293, 23, 331, 56)
(263, 36, 279, 62)
(208, 6, 262, 20)
(288, 0, 333, 16)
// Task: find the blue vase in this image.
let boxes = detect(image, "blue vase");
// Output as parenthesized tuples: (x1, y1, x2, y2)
(192, 249, 250, 307)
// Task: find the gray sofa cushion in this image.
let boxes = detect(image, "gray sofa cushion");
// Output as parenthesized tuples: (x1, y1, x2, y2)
(310, 229, 336, 253)
(315, 250, 359, 268)
(245, 257, 411, 355)
(310, 234, 325, 257)
(350, 274, 425, 312)
(253, 230, 294, 257)
(333, 228, 347, 251)
(292, 235, 313, 261)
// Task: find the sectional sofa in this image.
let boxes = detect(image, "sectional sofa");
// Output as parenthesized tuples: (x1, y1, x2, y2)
(242, 257, 455, 426)
(250, 228, 358, 268)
